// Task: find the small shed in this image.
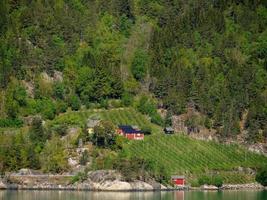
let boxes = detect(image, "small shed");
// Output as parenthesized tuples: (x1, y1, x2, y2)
(171, 176, 185, 186)
(164, 127, 174, 134)
(86, 119, 100, 134)
(117, 125, 144, 140)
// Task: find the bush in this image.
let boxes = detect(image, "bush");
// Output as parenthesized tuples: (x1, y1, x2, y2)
(141, 126, 152, 135)
(40, 136, 68, 173)
(55, 101, 68, 114)
(0, 118, 23, 128)
(53, 124, 68, 137)
(68, 95, 81, 111)
(198, 175, 223, 187)
(212, 175, 223, 187)
(53, 82, 65, 100)
(256, 167, 267, 186)
(121, 92, 133, 106)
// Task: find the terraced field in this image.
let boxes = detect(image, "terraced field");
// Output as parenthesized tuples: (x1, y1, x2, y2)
(123, 134, 267, 183)
(49, 107, 160, 131)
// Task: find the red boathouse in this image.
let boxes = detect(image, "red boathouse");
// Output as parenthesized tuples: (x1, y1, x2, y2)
(171, 176, 185, 186)
(117, 125, 144, 140)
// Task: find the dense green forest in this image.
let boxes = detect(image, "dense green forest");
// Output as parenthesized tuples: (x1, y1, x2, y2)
(0, 0, 267, 177)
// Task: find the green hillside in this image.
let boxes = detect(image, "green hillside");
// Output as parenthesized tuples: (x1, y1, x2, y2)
(123, 134, 267, 184)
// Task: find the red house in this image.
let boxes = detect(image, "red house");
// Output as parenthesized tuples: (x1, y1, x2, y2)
(171, 176, 185, 186)
(117, 125, 144, 140)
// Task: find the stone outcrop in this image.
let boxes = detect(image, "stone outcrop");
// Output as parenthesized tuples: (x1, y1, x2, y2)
(201, 184, 218, 190)
(221, 183, 264, 190)
(0, 179, 7, 189)
(3, 170, 168, 191)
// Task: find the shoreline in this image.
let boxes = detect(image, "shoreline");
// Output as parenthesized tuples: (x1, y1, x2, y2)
(0, 184, 265, 192)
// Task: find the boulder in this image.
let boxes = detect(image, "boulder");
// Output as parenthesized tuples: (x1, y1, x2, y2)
(130, 181, 154, 190)
(95, 180, 132, 191)
(0, 179, 7, 189)
(201, 184, 218, 190)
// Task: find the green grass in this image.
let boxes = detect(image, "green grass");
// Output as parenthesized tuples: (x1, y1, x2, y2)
(123, 134, 267, 183)
(48, 107, 160, 132)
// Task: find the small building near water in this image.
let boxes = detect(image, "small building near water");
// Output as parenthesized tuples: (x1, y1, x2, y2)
(171, 176, 186, 186)
(117, 125, 144, 140)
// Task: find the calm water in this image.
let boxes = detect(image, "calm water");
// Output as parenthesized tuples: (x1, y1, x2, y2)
(0, 190, 267, 200)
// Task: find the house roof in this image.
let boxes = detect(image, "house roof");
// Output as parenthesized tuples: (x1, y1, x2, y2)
(118, 125, 142, 134)
(171, 175, 185, 179)
(164, 127, 174, 131)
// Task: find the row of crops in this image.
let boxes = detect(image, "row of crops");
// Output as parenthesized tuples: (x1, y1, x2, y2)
(48, 107, 158, 130)
(124, 134, 267, 183)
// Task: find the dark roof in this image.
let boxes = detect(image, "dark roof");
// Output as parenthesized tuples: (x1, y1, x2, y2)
(118, 125, 142, 134)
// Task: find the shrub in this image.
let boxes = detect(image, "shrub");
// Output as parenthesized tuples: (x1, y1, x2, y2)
(198, 175, 223, 187)
(0, 118, 23, 128)
(141, 126, 152, 135)
(53, 82, 65, 100)
(212, 175, 223, 187)
(256, 167, 267, 186)
(68, 95, 81, 111)
(53, 124, 68, 137)
(121, 92, 133, 106)
(40, 136, 68, 173)
(55, 101, 68, 114)
(151, 113, 164, 126)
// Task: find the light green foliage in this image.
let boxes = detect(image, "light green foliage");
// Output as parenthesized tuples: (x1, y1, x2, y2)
(137, 95, 163, 125)
(5, 78, 27, 118)
(40, 136, 68, 173)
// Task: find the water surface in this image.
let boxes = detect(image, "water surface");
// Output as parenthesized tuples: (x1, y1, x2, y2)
(0, 190, 266, 200)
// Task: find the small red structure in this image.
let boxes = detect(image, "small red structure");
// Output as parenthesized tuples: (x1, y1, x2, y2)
(171, 176, 185, 186)
(117, 125, 144, 140)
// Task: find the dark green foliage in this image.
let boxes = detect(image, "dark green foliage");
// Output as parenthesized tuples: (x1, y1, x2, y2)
(0, 118, 23, 128)
(92, 121, 116, 148)
(29, 117, 47, 150)
(141, 125, 152, 135)
(53, 82, 65, 100)
(68, 95, 81, 111)
(121, 92, 133, 106)
(198, 175, 223, 187)
(55, 100, 68, 114)
(256, 167, 267, 186)
(131, 49, 149, 81)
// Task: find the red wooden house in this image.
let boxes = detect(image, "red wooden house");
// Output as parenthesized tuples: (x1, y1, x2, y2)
(171, 176, 186, 186)
(117, 125, 144, 140)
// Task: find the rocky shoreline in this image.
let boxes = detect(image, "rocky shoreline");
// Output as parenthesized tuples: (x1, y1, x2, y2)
(0, 170, 265, 191)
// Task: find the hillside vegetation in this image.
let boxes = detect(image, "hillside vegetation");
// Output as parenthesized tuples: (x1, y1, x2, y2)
(0, 0, 267, 184)
(124, 134, 267, 183)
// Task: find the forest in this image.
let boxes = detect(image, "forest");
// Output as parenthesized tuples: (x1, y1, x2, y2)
(0, 0, 267, 176)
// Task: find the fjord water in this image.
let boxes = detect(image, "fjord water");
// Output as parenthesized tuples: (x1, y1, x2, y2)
(1, 190, 267, 200)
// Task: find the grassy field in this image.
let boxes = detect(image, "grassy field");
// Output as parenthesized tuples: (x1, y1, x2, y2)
(123, 134, 267, 184)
